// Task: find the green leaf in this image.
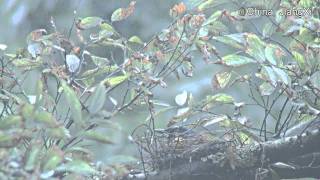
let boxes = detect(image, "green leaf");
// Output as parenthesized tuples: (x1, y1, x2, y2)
(102, 74, 129, 87)
(213, 33, 245, 49)
(297, 27, 314, 44)
(292, 51, 305, 70)
(203, 11, 222, 26)
(202, 115, 229, 127)
(25, 143, 42, 171)
(11, 58, 42, 69)
(56, 160, 97, 175)
(77, 17, 104, 29)
(99, 30, 113, 40)
(90, 55, 110, 66)
(47, 127, 71, 139)
(128, 36, 143, 44)
(100, 22, 115, 35)
(99, 22, 116, 39)
(259, 82, 275, 96)
(245, 33, 266, 62)
(310, 71, 320, 89)
(111, 8, 124, 22)
(42, 148, 64, 171)
(299, 0, 314, 8)
(81, 65, 118, 79)
(35, 79, 44, 106)
(272, 67, 291, 85)
(201, 93, 234, 110)
(207, 93, 234, 104)
(0, 131, 20, 148)
(275, 9, 285, 23)
(21, 103, 35, 119)
(34, 111, 59, 127)
(83, 130, 113, 144)
(0, 115, 23, 130)
(60, 80, 83, 126)
(198, 0, 216, 11)
(258, 66, 277, 86)
(87, 84, 106, 114)
(207, 21, 228, 34)
(262, 22, 276, 38)
(217, 54, 255, 67)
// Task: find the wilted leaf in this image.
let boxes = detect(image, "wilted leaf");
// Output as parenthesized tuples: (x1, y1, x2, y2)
(76, 16, 104, 30)
(60, 80, 83, 126)
(170, 2, 187, 17)
(265, 44, 282, 65)
(26, 29, 47, 43)
(56, 160, 97, 175)
(83, 130, 113, 144)
(245, 33, 266, 62)
(212, 71, 233, 89)
(175, 90, 188, 106)
(217, 54, 255, 67)
(111, 1, 136, 22)
(87, 84, 106, 114)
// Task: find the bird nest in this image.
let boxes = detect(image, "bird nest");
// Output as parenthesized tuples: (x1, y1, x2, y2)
(132, 126, 217, 170)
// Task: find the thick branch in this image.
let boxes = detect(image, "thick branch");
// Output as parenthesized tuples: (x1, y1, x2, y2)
(127, 128, 320, 180)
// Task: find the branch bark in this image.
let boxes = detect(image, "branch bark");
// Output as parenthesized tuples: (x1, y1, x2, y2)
(126, 128, 320, 180)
